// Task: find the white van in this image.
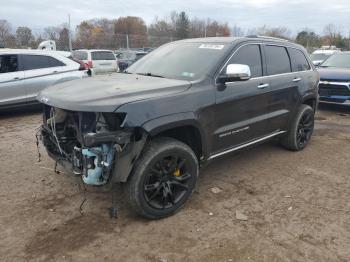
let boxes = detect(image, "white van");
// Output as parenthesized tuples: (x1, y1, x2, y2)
(72, 49, 119, 75)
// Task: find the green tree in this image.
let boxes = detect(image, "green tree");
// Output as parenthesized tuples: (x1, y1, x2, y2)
(296, 30, 321, 49)
(175, 11, 189, 39)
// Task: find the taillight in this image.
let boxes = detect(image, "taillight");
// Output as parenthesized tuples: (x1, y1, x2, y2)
(70, 57, 88, 71)
(87, 60, 93, 68)
(78, 62, 87, 71)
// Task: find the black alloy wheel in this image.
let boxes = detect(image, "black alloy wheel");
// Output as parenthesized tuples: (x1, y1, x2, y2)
(281, 104, 315, 151)
(143, 154, 193, 210)
(296, 110, 314, 148)
(126, 137, 198, 219)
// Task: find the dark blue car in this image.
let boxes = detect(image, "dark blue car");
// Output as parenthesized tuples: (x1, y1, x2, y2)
(318, 52, 350, 105)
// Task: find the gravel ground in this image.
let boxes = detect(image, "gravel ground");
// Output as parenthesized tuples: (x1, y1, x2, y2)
(0, 105, 349, 262)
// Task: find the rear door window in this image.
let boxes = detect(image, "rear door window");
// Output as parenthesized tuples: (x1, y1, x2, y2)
(22, 55, 64, 70)
(226, 44, 263, 78)
(91, 51, 115, 61)
(0, 55, 18, 73)
(289, 48, 311, 72)
(72, 51, 88, 60)
(264, 46, 291, 75)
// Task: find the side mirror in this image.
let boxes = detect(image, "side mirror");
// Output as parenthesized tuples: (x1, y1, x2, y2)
(218, 64, 251, 84)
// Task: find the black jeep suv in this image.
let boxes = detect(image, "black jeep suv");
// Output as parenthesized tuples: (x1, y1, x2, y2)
(38, 36, 319, 219)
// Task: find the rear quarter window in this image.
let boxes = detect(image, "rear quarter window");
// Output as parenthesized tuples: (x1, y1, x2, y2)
(72, 51, 88, 60)
(289, 48, 311, 72)
(265, 45, 291, 75)
(91, 51, 115, 61)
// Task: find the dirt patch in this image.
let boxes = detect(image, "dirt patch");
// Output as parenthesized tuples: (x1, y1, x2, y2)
(25, 214, 116, 260)
(0, 105, 350, 262)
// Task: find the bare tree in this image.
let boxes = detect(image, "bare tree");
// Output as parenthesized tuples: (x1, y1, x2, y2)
(57, 27, 70, 50)
(0, 20, 12, 44)
(43, 26, 60, 40)
(323, 24, 341, 46)
(75, 21, 95, 49)
(232, 24, 244, 37)
(16, 26, 34, 47)
(205, 20, 230, 37)
(257, 25, 291, 39)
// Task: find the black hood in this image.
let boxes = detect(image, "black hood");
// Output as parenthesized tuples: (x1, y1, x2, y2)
(37, 73, 191, 112)
(318, 68, 350, 81)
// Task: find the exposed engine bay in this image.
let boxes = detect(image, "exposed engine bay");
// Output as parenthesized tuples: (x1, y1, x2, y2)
(40, 105, 146, 186)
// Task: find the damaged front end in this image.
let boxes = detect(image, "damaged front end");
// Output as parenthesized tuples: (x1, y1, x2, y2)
(40, 105, 146, 186)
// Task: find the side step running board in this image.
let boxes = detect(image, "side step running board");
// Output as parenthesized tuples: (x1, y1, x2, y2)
(208, 130, 286, 160)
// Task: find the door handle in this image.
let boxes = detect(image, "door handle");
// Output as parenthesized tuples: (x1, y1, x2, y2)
(52, 71, 58, 74)
(293, 77, 302, 82)
(13, 77, 20, 80)
(257, 83, 269, 89)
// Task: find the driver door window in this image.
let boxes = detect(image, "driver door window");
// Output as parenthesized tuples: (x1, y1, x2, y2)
(225, 45, 263, 78)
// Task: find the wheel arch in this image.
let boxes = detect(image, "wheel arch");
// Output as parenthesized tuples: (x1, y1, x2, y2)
(302, 94, 318, 112)
(142, 112, 207, 160)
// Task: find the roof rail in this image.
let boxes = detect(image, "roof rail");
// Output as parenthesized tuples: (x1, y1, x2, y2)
(246, 35, 289, 42)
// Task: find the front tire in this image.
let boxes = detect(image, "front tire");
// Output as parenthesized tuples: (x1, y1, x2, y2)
(281, 104, 315, 151)
(126, 137, 199, 219)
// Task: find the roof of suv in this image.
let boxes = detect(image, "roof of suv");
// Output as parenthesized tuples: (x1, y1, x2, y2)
(178, 36, 287, 43)
(177, 36, 305, 52)
(74, 49, 114, 53)
(0, 48, 71, 57)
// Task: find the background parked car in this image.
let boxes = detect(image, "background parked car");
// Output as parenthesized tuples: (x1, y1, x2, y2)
(72, 49, 119, 75)
(0, 49, 88, 109)
(310, 49, 340, 66)
(318, 52, 350, 105)
(116, 50, 148, 71)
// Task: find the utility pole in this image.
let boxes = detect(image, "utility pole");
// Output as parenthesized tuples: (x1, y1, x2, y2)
(204, 20, 207, 38)
(126, 34, 129, 49)
(68, 14, 72, 51)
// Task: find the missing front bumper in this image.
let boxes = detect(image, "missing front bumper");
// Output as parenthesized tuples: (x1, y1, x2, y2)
(40, 124, 147, 185)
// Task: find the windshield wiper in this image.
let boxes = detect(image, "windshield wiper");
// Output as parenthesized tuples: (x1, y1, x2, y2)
(136, 72, 165, 78)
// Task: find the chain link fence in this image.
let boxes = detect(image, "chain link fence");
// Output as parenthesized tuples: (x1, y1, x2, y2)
(2, 29, 182, 52)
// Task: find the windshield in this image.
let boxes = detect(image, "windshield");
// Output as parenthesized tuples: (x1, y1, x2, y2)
(118, 51, 137, 60)
(72, 51, 88, 60)
(91, 51, 115, 60)
(126, 42, 231, 81)
(320, 53, 350, 68)
(310, 53, 329, 61)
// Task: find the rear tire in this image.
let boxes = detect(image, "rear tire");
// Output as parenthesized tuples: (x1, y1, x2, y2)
(281, 104, 314, 151)
(125, 137, 198, 219)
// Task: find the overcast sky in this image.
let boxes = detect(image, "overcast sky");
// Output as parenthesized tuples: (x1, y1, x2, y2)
(1, 0, 350, 35)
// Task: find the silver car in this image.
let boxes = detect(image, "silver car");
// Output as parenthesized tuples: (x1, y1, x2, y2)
(0, 49, 87, 109)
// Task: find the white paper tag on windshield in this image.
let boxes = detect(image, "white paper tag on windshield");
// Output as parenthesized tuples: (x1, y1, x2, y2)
(199, 44, 224, 50)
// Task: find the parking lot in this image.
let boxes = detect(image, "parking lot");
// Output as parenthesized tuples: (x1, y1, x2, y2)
(0, 105, 349, 261)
